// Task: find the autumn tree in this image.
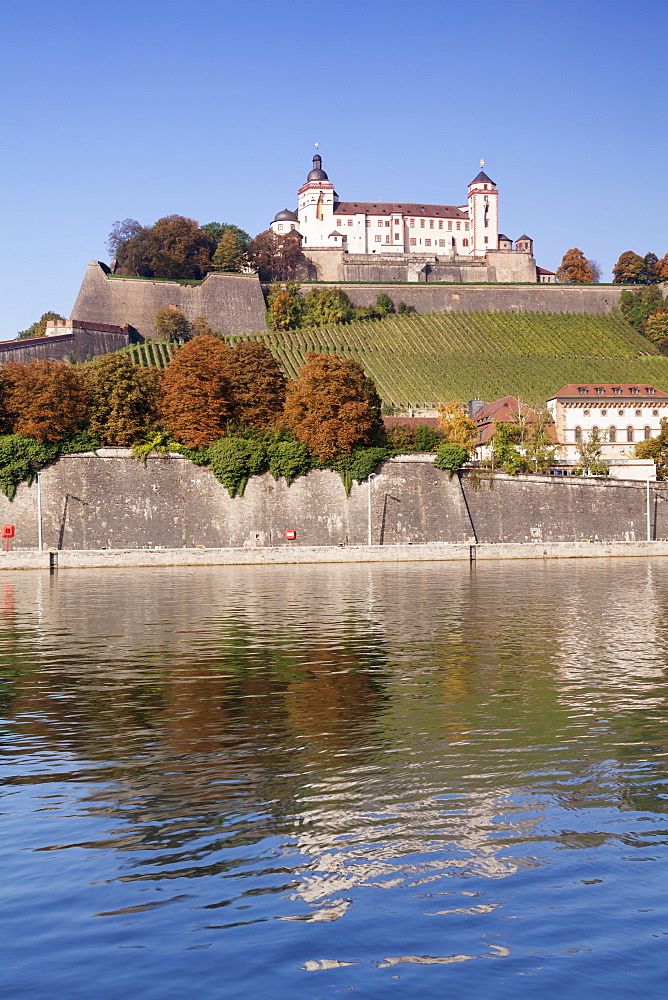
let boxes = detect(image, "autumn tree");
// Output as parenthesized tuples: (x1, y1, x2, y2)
(17, 311, 64, 339)
(644, 308, 668, 346)
(4, 360, 89, 442)
(437, 401, 478, 453)
(189, 316, 221, 338)
(229, 340, 287, 429)
(613, 251, 661, 285)
(635, 418, 668, 479)
(555, 249, 596, 283)
(106, 219, 145, 259)
(83, 354, 161, 446)
(283, 353, 382, 461)
(656, 254, 668, 282)
(247, 229, 308, 281)
(154, 306, 191, 342)
(112, 215, 215, 279)
(160, 335, 236, 447)
(267, 282, 303, 330)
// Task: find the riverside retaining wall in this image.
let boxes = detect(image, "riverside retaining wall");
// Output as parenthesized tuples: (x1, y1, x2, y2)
(1, 453, 667, 552)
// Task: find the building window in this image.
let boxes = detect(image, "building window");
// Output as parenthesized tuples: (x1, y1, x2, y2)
(635, 409, 642, 417)
(438, 221, 443, 229)
(456, 222, 461, 230)
(484, 237, 488, 244)
(575, 426, 582, 442)
(448, 222, 452, 231)
(304, 216, 307, 222)
(410, 237, 416, 245)
(385, 235, 391, 243)
(647, 387, 656, 395)
(627, 426, 634, 442)
(465, 222, 469, 230)
(601, 409, 607, 416)
(653, 409, 659, 416)
(348, 219, 353, 226)
(385, 220, 391, 227)
(596, 388, 605, 395)
(394, 232, 400, 240)
(609, 426, 617, 442)
(394, 218, 400, 225)
(336, 219, 342, 226)
(439, 239, 445, 247)
(430, 220, 434, 229)
(644, 426, 651, 439)
(591, 426, 600, 440)
(630, 387, 639, 395)
(462, 239, 469, 247)
(410, 219, 414, 228)
(375, 235, 382, 242)
(366, 219, 371, 226)
(420, 220, 425, 228)
(425, 239, 432, 247)
(612, 387, 622, 394)
(378, 220, 383, 227)
(277, 224, 283, 231)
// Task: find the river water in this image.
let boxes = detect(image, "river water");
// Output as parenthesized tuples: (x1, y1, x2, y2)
(0, 559, 666, 999)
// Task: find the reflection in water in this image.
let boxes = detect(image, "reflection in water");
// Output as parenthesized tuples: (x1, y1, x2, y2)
(1, 560, 667, 1000)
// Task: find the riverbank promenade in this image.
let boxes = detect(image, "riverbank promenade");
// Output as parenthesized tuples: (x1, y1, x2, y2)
(2, 540, 668, 570)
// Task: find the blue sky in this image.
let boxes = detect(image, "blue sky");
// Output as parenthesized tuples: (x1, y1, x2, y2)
(0, 0, 666, 338)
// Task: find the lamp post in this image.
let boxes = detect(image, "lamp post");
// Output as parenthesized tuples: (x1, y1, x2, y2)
(367, 473, 377, 546)
(36, 471, 43, 551)
(647, 477, 652, 542)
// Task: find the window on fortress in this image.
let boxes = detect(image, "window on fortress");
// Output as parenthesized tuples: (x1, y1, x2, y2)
(448, 222, 452, 230)
(421, 220, 425, 228)
(425, 239, 432, 247)
(430, 221, 434, 229)
(462, 239, 468, 247)
(439, 239, 445, 247)
(378, 220, 383, 227)
(348, 219, 353, 226)
(644, 426, 651, 439)
(375, 235, 382, 242)
(394, 232, 400, 240)
(609, 426, 617, 442)
(456, 222, 461, 230)
(337, 219, 342, 226)
(575, 426, 582, 442)
(277, 224, 283, 231)
(410, 238, 416, 245)
(410, 219, 415, 228)
(627, 427, 634, 442)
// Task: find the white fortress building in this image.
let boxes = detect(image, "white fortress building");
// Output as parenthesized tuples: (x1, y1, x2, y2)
(270, 154, 548, 283)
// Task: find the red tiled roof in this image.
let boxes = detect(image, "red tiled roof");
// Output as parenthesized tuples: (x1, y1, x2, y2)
(549, 384, 668, 400)
(333, 202, 468, 219)
(382, 417, 440, 429)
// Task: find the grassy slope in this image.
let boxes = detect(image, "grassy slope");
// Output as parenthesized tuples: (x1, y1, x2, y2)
(123, 311, 668, 407)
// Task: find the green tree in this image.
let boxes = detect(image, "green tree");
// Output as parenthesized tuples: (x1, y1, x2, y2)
(154, 306, 191, 342)
(523, 409, 557, 472)
(113, 215, 215, 279)
(491, 421, 530, 475)
(619, 287, 664, 332)
(301, 287, 354, 327)
(283, 353, 382, 462)
(555, 248, 596, 283)
(83, 353, 161, 446)
(17, 311, 64, 339)
(161, 335, 236, 448)
(201, 222, 250, 248)
(267, 282, 303, 330)
(635, 418, 668, 479)
(211, 229, 248, 273)
(434, 443, 468, 478)
(575, 428, 608, 475)
(375, 293, 394, 316)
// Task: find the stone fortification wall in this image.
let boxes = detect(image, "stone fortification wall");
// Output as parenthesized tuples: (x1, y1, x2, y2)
(298, 282, 634, 314)
(0, 327, 132, 365)
(1, 453, 667, 552)
(303, 249, 539, 284)
(71, 262, 268, 340)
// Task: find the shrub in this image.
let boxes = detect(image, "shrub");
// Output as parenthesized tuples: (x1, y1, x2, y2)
(434, 443, 468, 478)
(208, 437, 268, 497)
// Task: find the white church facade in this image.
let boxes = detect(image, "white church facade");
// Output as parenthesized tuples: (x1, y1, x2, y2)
(270, 154, 543, 282)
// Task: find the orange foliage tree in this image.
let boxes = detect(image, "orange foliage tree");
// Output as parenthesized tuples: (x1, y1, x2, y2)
(230, 340, 287, 429)
(4, 360, 89, 442)
(283, 353, 382, 461)
(160, 335, 236, 447)
(555, 248, 595, 283)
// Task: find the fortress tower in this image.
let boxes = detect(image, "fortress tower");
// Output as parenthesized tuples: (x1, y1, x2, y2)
(468, 162, 499, 256)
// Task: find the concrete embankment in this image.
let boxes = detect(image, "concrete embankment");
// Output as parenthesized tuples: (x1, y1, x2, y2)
(2, 540, 668, 572)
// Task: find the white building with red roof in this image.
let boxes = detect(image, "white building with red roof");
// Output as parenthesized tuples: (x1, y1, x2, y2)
(271, 154, 534, 263)
(547, 384, 668, 463)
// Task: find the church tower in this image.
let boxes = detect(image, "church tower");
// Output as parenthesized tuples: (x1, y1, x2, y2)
(468, 163, 499, 256)
(297, 153, 336, 247)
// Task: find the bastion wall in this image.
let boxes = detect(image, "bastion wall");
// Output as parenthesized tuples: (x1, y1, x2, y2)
(1, 454, 666, 551)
